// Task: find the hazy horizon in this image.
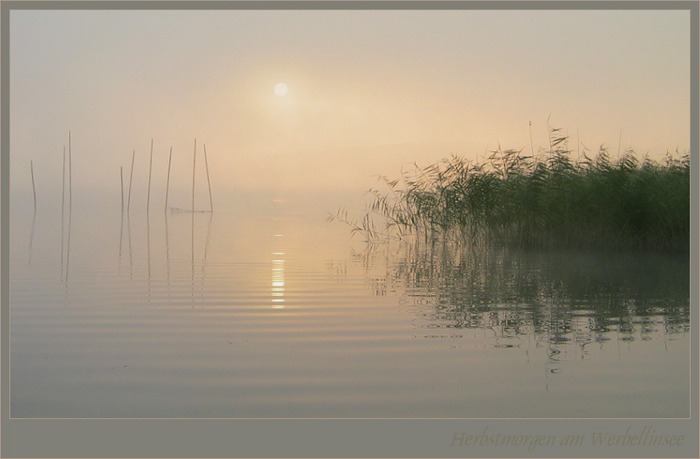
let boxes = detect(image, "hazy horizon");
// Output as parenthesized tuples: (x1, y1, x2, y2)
(10, 9, 691, 202)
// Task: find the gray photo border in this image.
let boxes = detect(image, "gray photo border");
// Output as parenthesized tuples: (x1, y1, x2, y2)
(1, 1, 698, 457)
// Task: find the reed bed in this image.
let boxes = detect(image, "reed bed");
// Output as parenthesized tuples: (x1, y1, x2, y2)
(330, 128, 690, 252)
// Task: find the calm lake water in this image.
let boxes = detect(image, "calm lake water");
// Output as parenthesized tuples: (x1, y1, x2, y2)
(10, 193, 690, 418)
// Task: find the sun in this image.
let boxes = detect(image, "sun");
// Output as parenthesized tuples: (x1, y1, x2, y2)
(274, 83, 288, 97)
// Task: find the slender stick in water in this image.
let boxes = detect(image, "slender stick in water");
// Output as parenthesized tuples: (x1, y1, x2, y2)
(127, 213, 133, 279)
(66, 189, 72, 284)
(165, 147, 172, 213)
(61, 147, 66, 276)
(120, 166, 124, 215)
(529, 121, 534, 156)
(30, 160, 37, 213)
(147, 139, 153, 214)
(119, 198, 124, 260)
(165, 210, 170, 293)
(191, 208, 195, 303)
(192, 138, 197, 213)
(202, 212, 213, 285)
(68, 131, 72, 215)
(65, 131, 73, 283)
(191, 138, 197, 305)
(29, 207, 36, 267)
(203, 144, 213, 212)
(61, 147, 66, 218)
(127, 149, 135, 213)
(147, 212, 151, 301)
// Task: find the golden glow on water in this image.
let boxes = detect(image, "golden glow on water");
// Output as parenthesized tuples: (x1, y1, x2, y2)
(271, 239, 285, 309)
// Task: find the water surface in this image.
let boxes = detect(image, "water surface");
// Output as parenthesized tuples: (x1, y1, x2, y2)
(10, 195, 690, 418)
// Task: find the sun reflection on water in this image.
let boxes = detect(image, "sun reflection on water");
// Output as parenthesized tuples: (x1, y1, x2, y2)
(271, 252, 285, 309)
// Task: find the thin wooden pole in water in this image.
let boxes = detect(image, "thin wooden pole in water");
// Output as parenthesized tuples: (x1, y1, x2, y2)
(61, 148, 66, 218)
(29, 206, 36, 267)
(68, 131, 72, 215)
(164, 147, 172, 213)
(192, 138, 197, 214)
(202, 211, 213, 268)
(127, 212, 133, 279)
(30, 160, 37, 213)
(191, 207, 195, 303)
(66, 179, 73, 284)
(201, 211, 213, 297)
(191, 138, 196, 305)
(119, 195, 124, 259)
(147, 211, 151, 301)
(66, 202, 72, 283)
(127, 149, 135, 213)
(29, 160, 37, 267)
(65, 131, 73, 283)
(147, 139, 153, 214)
(120, 166, 124, 215)
(203, 144, 213, 212)
(61, 147, 66, 276)
(165, 210, 170, 293)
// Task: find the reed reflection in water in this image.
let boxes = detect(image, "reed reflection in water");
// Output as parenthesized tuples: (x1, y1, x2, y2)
(342, 238, 689, 350)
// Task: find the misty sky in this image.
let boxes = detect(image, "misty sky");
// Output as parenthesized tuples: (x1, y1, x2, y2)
(10, 8, 690, 201)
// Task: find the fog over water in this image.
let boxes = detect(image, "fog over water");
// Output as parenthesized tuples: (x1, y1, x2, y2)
(7, 8, 692, 419)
